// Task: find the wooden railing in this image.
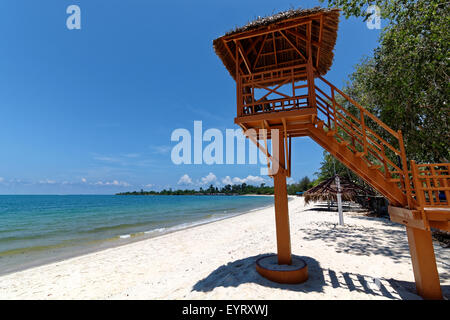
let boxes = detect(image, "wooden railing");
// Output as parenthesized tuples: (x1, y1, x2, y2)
(237, 66, 310, 116)
(411, 161, 450, 209)
(236, 73, 449, 212)
(314, 76, 412, 207)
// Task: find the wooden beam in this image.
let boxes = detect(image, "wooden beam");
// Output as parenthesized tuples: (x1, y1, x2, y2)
(243, 128, 274, 165)
(278, 30, 307, 61)
(273, 130, 292, 265)
(235, 107, 316, 123)
(388, 206, 426, 230)
(223, 18, 317, 42)
(316, 14, 324, 67)
(272, 33, 278, 66)
(222, 38, 237, 65)
(236, 40, 253, 75)
(406, 226, 443, 299)
(252, 78, 290, 104)
(245, 37, 260, 56)
(286, 29, 320, 48)
(253, 34, 268, 70)
(306, 22, 317, 108)
(260, 121, 272, 174)
(253, 82, 291, 100)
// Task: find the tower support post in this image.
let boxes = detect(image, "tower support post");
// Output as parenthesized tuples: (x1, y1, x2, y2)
(406, 226, 442, 299)
(273, 130, 292, 265)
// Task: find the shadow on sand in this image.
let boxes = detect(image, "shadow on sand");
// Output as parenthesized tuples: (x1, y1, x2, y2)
(192, 254, 440, 299)
(303, 203, 367, 213)
(193, 255, 324, 294)
(300, 222, 411, 263)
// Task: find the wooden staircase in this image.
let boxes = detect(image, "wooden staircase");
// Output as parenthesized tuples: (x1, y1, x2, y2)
(236, 74, 450, 231)
(301, 76, 449, 299)
(309, 75, 449, 233)
(307, 124, 407, 206)
(236, 74, 449, 299)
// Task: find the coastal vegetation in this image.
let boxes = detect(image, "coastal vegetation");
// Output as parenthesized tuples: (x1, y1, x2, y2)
(117, 176, 314, 196)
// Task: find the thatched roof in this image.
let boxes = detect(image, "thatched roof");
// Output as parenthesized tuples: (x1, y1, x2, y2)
(304, 175, 375, 205)
(213, 7, 340, 83)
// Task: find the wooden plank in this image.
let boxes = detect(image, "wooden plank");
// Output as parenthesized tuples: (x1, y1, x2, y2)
(318, 75, 401, 139)
(272, 32, 278, 66)
(388, 206, 426, 230)
(253, 34, 268, 69)
(285, 29, 320, 48)
(278, 30, 307, 61)
(405, 226, 443, 299)
(222, 38, 237, 65)
(316, 14, 324, 67)
(235, 108, 316, 123)
(429, 221, 450, 232)
(236, 40, 253, 75)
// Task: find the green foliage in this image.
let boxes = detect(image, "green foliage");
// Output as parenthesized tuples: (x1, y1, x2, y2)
(117, 183, 275, 196)
(314, 151, 355, 183)
(118, 177, 318, 196)
(287, 176, 314, 195)
(321, 0, 449, 163)
(314, 151, 377, 193)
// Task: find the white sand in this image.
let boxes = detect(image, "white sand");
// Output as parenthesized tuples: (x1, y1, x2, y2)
(0, 197, 448, 300)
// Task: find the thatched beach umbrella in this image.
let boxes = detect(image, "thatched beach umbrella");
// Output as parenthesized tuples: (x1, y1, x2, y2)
(304, 174, 375, 205)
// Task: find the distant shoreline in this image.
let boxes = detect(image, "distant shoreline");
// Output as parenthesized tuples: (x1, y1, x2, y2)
(116, 193, 275, 196)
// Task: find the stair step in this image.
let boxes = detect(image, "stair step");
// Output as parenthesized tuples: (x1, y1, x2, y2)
(355, 152, 365, 158)
(388, 178, 401, 183)
(369, 165, 382, 170)
(326, 130, 336, 137)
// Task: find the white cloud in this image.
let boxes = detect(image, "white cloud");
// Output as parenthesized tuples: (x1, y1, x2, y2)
(39, 179, 57, 185)
(144, 184, 154, 188)
(123, 153, 140, 158)
(0, 177, 4, 183)
(94, 180, 131, 187)
(200, 172, 217, 185)
(177, 174, 193, 185)
(151, 145, 172, 155)
(93, 156, 121, 162)
(221, 176, 233, 185)
(232, 175, 266, 185)
(81, 178, 87, 183)
(220, 175, 267, 186)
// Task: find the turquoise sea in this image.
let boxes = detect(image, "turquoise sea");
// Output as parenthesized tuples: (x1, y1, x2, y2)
(0, 195, 273, 275)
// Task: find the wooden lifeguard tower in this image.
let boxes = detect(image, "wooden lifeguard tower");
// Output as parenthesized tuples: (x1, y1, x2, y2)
(213, 7, 449, 299)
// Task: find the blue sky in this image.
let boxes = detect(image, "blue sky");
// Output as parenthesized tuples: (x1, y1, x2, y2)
(0, 0, 382, 194)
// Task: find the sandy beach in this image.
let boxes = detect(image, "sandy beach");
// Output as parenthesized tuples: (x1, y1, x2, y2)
(0, 197, 448, 300)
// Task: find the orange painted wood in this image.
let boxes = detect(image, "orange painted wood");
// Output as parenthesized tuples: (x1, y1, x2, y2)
(406, 227, 443, 300)
(309, 125, 407, 206)
(273, 131, 292, 265)
(222, 26, 449, 298)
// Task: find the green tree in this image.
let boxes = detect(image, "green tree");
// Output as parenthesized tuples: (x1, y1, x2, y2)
(314, 151, 358, 183)
(320, 0, 450, 162)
